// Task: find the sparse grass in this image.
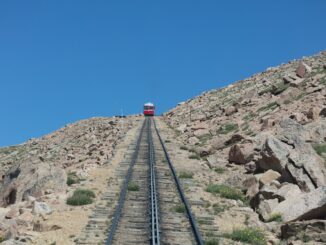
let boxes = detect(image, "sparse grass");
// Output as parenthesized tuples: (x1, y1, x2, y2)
(66, 189, 95, 206)
(198, 134, 212, 144)
(243, 112, 257, 121)
(257, 102, 279, 113)
(241, 123, 250, 131)
(217, 123, 238, 135)
(212, 203, 228, 215)
(313, 144, 326, 164)
(180, 145, 188, 150)
(174, 204, 186, 213)
(214, 167, 225, 174)
(0, 145, 20, 155)
(266, 213, 283, 223)
(179, 171, 194, 179)
(223, 227, 266, 245)
(294, 92, 306, 101)
(127, 182, 139, 191)
(272, 82, 290, 95)
(204, 238, 220, 245)
(189, 154, 201, 160)
(205, 184, 246, 202)
(319, 76, 326, 85)
(258, 86, 273, 95)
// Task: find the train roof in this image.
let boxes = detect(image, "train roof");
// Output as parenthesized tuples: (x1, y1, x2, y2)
(144, 102, 154, 106)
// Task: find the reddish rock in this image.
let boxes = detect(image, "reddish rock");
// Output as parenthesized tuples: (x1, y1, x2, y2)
(296, 62, 312, 78)
(228, 143, 254, 164)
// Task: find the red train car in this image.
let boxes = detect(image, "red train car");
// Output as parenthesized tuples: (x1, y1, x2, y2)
(143, 102, 155, 116)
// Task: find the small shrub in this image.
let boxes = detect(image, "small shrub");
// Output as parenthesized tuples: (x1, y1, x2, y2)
(128, 182, 139, 191)
(266, 213, 283, 223)
(66, 172, 82, 186)
(189, 154, 200, 160)
(174, 204, 186, 213)
(214, 167, 225, 174)
(66, 189, 95, 206)
(179, 172, 194, 179)
(180, 146, 188, 150)
(313, 144, 326, 164)
(212, 203, 228, 215)
(205, 238, 219, 245)
(205, 184, 246, 201)
(0, 236, 6, 242)
(217, 123, 238, 135)
(313, 144, 326, 156)
(224, 227, 266, 245)
(257, 102, 279, 113)
(165, 140, 171, 143)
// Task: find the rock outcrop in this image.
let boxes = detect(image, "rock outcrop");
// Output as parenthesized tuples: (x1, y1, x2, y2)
(163, 50, 326, 244)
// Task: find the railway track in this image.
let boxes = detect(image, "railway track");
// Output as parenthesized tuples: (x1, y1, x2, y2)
(105, 117, 204, 245)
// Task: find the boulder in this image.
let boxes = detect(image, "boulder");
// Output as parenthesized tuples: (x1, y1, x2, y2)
(286, 164, 316, 192)
(5, 206, 19, 219)
(244, 161, 256, 173)
(228, 143, 254, 164)
(259, 170, 281, 186)
(259, 183, 301, 202)
(32, 201, 52, 215)
(193, 129, 210, 138)
(296, 62, 312, 78)
(281, 219, 326, 242)
(257, 136, 290, 172)
(188, 137, 199, 145)
(306, 107, 320, 120)
(257, 197, 279, 221)
(224, 134, 244, 146)
(191, 122, 209, 130)
(177, 124, 187, 133)
(33, 220, 61, 232)
(272, 186, 326, 222)
(210, 136, 227, 150)
(289, 112, 309, 125)
(0, 207, 10, 221)
(243, 176, 259, 198)
(275, 183, 301, 202)
(0, 162, 67, 207)
(225, 106, 238, 116)
(261, 118, 276, 131)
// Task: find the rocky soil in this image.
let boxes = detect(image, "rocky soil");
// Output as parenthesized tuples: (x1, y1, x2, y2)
(0, 116, 140, 244)
(163, 50, 326, 244)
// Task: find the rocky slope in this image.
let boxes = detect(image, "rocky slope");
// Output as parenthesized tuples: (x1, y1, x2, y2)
(163, 50, 326, 244)
(0, 116, 136, 243)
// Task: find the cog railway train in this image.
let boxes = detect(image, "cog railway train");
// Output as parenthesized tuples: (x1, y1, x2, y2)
(143, 102, 155, 116)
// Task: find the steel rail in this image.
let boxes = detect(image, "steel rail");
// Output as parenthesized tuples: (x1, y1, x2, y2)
(148, 118, 161, 245)
(105, 119, 146, 245)
(153, 118, 204, 245)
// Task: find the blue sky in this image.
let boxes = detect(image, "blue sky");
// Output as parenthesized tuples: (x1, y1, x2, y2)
(1, 1, 326, 146)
